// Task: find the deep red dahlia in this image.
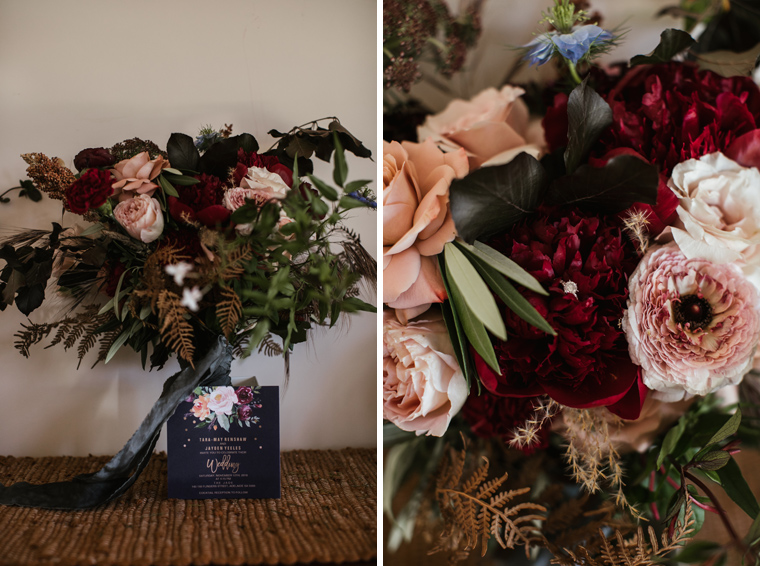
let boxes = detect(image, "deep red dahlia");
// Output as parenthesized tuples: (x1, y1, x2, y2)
(476, 207, 646, 418)
(461, 391, 550, 453)
(65, 169, 113, 214)
(102, 260, 126, 297)
(168, 173, 230, 228)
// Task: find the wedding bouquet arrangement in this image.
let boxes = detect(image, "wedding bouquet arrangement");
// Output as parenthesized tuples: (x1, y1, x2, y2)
(0, 118, 375, 510)
(1, 119, 375, 369)
(383, 1, 760, 564)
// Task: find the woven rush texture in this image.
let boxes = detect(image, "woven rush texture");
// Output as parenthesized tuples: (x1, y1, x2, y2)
(0, 449, 376, 566)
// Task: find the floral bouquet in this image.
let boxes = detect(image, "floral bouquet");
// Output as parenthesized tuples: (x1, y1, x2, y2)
(0, 118, 375, 509)
(383, 1, 760, 564)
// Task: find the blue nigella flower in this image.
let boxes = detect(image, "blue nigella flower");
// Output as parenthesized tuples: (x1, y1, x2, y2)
(347, 191, 377, 208)
(523, 24, 613, 67)
(552, 24, 612, 64)
(194, 131, 219, 148)
(524, 35, 555, 67)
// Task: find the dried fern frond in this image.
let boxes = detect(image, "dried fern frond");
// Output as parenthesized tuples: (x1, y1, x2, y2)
(216, 286, 242, 339)
(216, 243, 254, 282)
(258, 334, 283, 357)
(551, 503, 696, 566)
(430, 437, 546, 562)
(156, 289, 195, 365)
(336, 228, 377, 292)
(14, 322, 56, 358)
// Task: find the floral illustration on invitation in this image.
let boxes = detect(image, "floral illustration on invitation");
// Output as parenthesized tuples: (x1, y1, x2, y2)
(188, 386, 263, 431)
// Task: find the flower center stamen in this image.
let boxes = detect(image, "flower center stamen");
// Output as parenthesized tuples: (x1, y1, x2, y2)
(673, 294, 713, 331)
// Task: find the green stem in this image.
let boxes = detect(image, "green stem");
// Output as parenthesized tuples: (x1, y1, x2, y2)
(0, 186, 22, 203)
(566, 60, 582, 85)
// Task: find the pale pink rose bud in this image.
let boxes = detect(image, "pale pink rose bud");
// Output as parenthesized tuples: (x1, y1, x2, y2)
(383, 309, 467, 436)
(113, 193, 164, 243)
(623, 243, 760, 401)
(111, 151, 169, 199)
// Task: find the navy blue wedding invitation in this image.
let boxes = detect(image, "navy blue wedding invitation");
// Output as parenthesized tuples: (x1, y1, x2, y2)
(167, 385, 280, 499)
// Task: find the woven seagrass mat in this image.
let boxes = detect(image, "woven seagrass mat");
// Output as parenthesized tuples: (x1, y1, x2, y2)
(0, 449, 376, 566)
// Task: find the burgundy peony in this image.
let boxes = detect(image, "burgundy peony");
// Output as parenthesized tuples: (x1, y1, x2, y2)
(103, 260, 126, 297)
(237, 404, 253, 421)
(73, 147, 115, 172)
(461, 391, 551, 453)
(65, 168, 114, 214)
(476, 207, 646, 419)
(235, 386, 254, 405)
(168, 173, 230, 228)
(595, 63, 760, 175)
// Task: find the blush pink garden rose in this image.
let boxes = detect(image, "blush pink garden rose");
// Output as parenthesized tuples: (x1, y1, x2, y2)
(383, 309, 467, 436)
(668, 152, 760, 285)
(622, 243, 760, 401)
(192, 395, 211, 420)
(113, 193, 164, 243)
(383, 138, 468, 321)
(417, 85, 544, 169)
(111, 151, 169, 199)
(239, 166, 291, 199)
(206, 386, 239, 416)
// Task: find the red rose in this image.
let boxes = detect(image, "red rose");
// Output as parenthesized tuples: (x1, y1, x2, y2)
(73, 147, 115, 172)
(237, 404, 253, 421)
(65, 169, 114, 214)
(477, 207, 646, 419)
(168, 173, 230, 228)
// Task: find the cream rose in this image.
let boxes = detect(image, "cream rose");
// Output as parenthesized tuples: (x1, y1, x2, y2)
(240, 166, 290, 199)
(383, 309, 467, 436)
(113, 194, 164, 243)
(623, 243, 760, 401)
(418, 85, 544, 170)
(206, 386, 238, 416)
(383, 139, 468, 320)
(669, 152, 760, 283)
(111, 151, 169, 199)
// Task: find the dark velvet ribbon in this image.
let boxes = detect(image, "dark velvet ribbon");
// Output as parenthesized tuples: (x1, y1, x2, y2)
(0, 335, 233, 509)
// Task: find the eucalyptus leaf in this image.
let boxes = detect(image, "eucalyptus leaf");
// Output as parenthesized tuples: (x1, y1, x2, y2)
(163, 167, 183, 175)
(384, 438, 421, 519)
(163, 172, 201, 186)
(449, 152, 549, 243)
(630, 29, 696, 66)
(444, 243, 506, 340)
(745, 508, 760, 546)
(546, 155, 658, 213)
(105, 329, 131, 364)
(445, 255, 501, 374)
(564, 78, 613, 174)
(672, 541, 723, 564)
(460, 240, 546, 296)
(468, 257, 555, 336)
(439, 256, 476, 388)
(157, 175, 179, 198)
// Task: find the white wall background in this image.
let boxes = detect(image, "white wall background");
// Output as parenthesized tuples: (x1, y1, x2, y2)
(0, 0, 377, 456)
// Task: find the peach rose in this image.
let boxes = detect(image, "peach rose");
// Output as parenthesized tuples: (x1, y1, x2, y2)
(113, 193, 164, 243)
(383, 139, 468, 320)
(192, 395, 210, 420)
(111, 151, 169, 199)
(383, 309, 467, 436)
(418, 85, 544, 170)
